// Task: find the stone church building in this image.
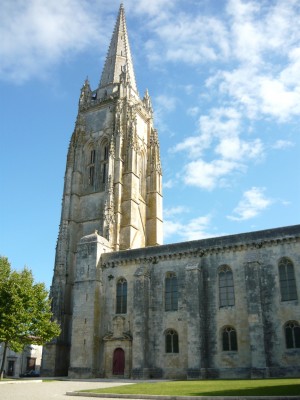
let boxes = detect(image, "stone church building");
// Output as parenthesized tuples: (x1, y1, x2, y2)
(42, 5, 300, 379)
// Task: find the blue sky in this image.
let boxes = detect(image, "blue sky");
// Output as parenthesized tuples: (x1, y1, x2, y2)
(1, 0, 300, 290)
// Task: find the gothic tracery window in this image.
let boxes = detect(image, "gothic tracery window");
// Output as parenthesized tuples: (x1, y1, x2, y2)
(219, 265, 235, 307)
(116, 278, 127, 314)
(279, 258, 298, 301)
(222, 326, 238, 351)
(165, 329, 179, 353)
(165, 272, 178, 311)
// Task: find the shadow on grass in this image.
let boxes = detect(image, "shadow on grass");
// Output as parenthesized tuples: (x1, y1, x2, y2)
(191, 383, 300, 397)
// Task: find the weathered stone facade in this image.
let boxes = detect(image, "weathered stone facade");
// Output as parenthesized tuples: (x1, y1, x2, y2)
(42, 5, 300, 379)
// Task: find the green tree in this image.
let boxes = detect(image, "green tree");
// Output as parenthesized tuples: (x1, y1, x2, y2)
(0, 256, 60, 378)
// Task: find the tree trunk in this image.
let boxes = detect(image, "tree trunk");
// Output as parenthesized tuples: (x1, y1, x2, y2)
(0, 342, 8, 379)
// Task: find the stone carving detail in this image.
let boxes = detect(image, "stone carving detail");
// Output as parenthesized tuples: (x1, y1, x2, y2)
(79, 78, 91, 110)
(103, 316, 132, 341)
(103, 175, 115, 241)
(114, 100, 123, 136)
(109, 136, 115, 159)
(142, 89, 153, 115)
(134, 265, 150, 278)
(55, 220, 69, 271)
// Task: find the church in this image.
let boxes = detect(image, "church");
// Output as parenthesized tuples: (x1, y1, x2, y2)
(42, 5, 300, 379)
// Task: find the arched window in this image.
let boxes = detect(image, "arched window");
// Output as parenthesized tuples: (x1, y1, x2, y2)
(219, 265, 235, 307)
(285, 321, 300, 349)
(88, 149, 96, 186)
(116, 278, 127, 314)
(222, 326, 238, 351)
(165, 272, 178, 311)
(279, 258, 298, 301)
(165, 329, 179, 353)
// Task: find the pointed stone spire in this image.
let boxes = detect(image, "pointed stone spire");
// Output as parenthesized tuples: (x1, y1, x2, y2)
(99, 4, 138, 93)
(143, 89, 153, 114)
(79, 77, 91, 109)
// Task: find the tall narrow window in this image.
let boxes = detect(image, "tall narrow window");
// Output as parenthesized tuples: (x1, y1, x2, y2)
(285, 321, 300, 349)
(219, 265, 235, 307)
(139, 153, 146, 199)
(116, 278, 127, 314)
(101, 143, 109, 185)
(165, 329, 179, 353)
(165, 272, 178, 311)
(89, 149, 96, 186)
(222, 326, 238, 351)
(279, 258, 298, 301)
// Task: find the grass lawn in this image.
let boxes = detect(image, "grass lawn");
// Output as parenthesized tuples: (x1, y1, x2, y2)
(83, 379, 300, 397)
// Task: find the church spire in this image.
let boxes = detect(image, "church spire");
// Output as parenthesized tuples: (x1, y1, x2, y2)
(99, 4, 138, 93)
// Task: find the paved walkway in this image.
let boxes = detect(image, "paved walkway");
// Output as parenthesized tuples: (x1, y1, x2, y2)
(0, 379, 134, 400)
(0, 378, 299, 400)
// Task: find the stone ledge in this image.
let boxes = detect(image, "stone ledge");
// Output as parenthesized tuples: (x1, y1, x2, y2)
(101, 225, 300, 268)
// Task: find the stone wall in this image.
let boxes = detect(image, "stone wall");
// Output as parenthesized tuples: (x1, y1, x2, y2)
(96, 224, 300, 379)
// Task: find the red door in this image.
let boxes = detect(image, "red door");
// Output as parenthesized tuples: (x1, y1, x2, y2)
(113, 348, 125, 375)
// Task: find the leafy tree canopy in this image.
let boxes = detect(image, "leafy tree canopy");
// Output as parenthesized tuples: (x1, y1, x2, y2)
(0, 256, 60, 377)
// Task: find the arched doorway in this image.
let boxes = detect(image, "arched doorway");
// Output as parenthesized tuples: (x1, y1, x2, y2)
(113, 348, 125, 376)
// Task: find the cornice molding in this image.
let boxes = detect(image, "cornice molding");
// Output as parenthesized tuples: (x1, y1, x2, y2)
(101, 233, 300, 268)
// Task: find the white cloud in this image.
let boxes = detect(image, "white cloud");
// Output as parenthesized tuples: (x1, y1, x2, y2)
(206, 1, 300, 121)
(144, 10, 229, 66)
(163, 220, 183, 239)
(212, 68, 261, 119)
(4, 0, 300, 128)
(0, 0, 107, 83)
(215, 136, 263, 161)
(164, 206, 189, 218)
(280, 47, 300, 86)
(199, 107, 241, 140)
(164, 215, 215, 241)
(172, 107, 264, 190)
(163, 179, 174, 189)
(227, 0, 263, 65)
(227, 187, 272, 221)
(147, 1, 294, 125)
(226, 0, 259, 20)
(172, 107, 242, 159)
(182, 216, 215, 241)
(227, 0, 300, 66)
(128, 0, 176, 18)
(184, 158, 242, 190)
(172, 136, 207, 159)
(153, 94, 178, 133)
(272, 140, 294, 150)
(259, 78, 300, 120)
(212, 66, 300, 121)
(155, 95, 177, 112)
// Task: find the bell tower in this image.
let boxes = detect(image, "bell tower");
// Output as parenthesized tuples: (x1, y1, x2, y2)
(42, 4, 162, 376)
